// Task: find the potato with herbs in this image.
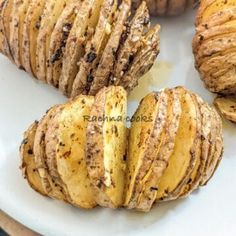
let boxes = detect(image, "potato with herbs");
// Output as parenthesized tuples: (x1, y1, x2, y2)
(0, 0, 160, 98)
(193, 0, 236, 94)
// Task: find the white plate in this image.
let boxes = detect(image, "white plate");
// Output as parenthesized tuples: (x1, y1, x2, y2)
(0, 11, 236, 236)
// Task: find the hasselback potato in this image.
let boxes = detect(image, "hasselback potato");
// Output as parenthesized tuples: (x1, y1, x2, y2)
(132, 0, 198, 16)
(0, 0, 160, 97)
(20, 86, 223, 212)
(193, 0, 236, 94)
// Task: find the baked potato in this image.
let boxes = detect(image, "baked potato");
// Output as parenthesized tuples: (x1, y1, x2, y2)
(132, 0, 198, 16)
(0, 0, 160, 98)
(193, 0, 236, 94)
(214, 95, 236, 123)
(20, 86, 223, 211)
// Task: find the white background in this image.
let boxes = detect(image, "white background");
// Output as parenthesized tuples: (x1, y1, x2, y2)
(0, 10, 235, 236)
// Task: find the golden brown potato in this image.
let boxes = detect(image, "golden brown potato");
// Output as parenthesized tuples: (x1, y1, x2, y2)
(20, 121, 47, 196)
(0, 1, 160, 98)
(214, 96, 236, 123)
(20, 86, 223, 211)
(193, 0, 236, 94)
(86, 86, 127, 208)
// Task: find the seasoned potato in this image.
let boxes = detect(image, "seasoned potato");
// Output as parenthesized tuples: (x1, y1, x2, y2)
(36, 0, 67, 81)
(52, 95, 97, 208)
(21, 86, 223, 211)
(135, 89, 181, 211)
(86, 86, 127, 208)
(214, 96, 236, 123)
(22, 0, 46, 75)
(20, 121, 47, 196)
(88, 0, 131, 96)
(0, 1, 160, 98)
(59, 0, 104, 96)
(46, 0, 79, 86)
(33, 105, 67, 201)
(71, 0, 118, 97)
(193, 0, 236, 94)
(124, 91, 169, 210)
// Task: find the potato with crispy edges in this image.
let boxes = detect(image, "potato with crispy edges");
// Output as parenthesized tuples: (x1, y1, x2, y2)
(20, 121, 47, 196)
(20, 86, 223, 211)
(86, 86, 127, 208)
(193, 0, 236, 94)
(0, 1, 160, 98)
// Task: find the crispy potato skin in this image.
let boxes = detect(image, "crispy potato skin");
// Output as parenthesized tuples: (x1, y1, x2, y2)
(20, 86, 223, 211)
(193, 0, 236, 94)
(0, 1, 160, 98)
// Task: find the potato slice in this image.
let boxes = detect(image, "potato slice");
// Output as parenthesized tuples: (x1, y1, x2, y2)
(33, 105, 67, 201)
(44, 105, 73, 204)
(22, 0, 46, 75)
(124, 90, 169, 209)
(0, 0, 11, 57)
(55, 95, 97, 208)
(214, 96, 236, 123)
(119, 24, 160, 92)
(201, 107, 223, 185)
(20, 121, 47, 196)
(134, 89, 181, 212)
(86, 86, 127, 208)
(46, 0, 79, 87)
(155, 87, 199, 201)
(88, 0, 131, 96)
(112, 1, 150, 86)
(71, 0, 117, 97)
(36, 0, 67, 81)
(59, 0, 104, 96)
(9, 0, 31, 68)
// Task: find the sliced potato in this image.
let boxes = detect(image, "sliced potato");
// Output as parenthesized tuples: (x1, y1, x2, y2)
(214, 96, 236, 123)
(112, 1, 150, 86)
(156, 87, 199, 201)
(71, 0, 117, 97)
(124, 90, 169, 209)
(88, 0, 131, 96)
(86, 86, 127, 208)
(135, 89, 181, 212)
(9, 0, 31, 68)
(36, 0, 67, 81)
(120, 24, 160, 92)
(22, 0, 46, 75)
(59, 0, 104, 96)
(46, 0, 79, 87)
(33, 105, 67, 201)
(20, 121, 47, 196)
(55, 95, 97, 208)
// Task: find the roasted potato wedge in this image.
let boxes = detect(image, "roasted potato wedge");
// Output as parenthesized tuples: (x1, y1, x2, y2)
(45, 96, 96, 208)
(20, 121, 47, 196)
(86, 86, 127, 208)
(88, 0, 131, 96)
(36, 0, 67, 81)
(71, 0, 117, 97)
(59, 0, 104, 96)
(22, 0, 46, 75)
(214, 96, 236, 123)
